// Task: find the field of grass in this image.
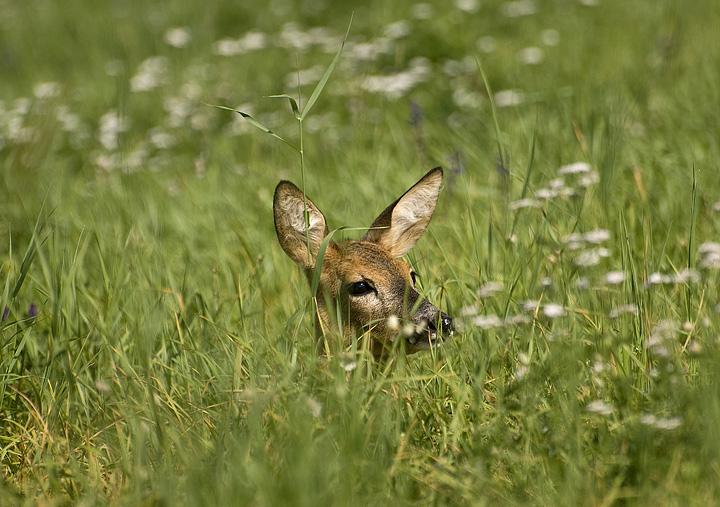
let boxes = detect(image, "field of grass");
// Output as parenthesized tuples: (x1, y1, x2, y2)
(2, 0, 720, 504)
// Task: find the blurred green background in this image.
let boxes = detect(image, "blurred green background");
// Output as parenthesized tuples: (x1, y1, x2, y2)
(2, 0, 720, 504)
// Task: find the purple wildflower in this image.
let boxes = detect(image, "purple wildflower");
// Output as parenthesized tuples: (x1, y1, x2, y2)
(29, 304, 38, 318)
(2, 307, 7, 321)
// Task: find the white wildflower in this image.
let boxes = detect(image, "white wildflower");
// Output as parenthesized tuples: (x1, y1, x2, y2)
(517, 47, 544, 65)
(541, 29, 560, 46)
(456, 0, 481, 13)
(149, 128, 176, 150)
(340, 358, 358, 372)
(411, 3, 435, 19)
(543, 303, 565, 318)
(521, 300, 540, 312)
(605, 271, 625, 284)
(507, 314, 532, 325)
(241, 30, 268, 50)
(494, 89, 525, 107)
(500, 0, 537, 17)
(306, 397, 323, 417)
(641, 414, 682, 430)
(130, 56, 169, 92)
(55, 105, 81, 132)
(476, 36, 497, 53)
(442, 59, 463, 76)
(127, 146, 148, 169)
(164, 27, 191, 48)
(190, 110, 212, 131)
(98, 110, 129, 151)
(384, 20, 412, 39)
(699, 242, 720, 255)
(514, 364, 529, 381)
(94, 152, 120, 172)
(452, 88, 484, 109)
(473, 314, 504, 329)
(509, 198, 542, 209)
(164, 97, 195, 127)
(361, 58, 431, 99)
(33, 81, 62, 99)
(699, 242, 720, 269)
(558, 162, 591, 174)
(574, 248, 605, 267)
(387, 315, 400, 331)
(95, 380, 111, 394)
(608, 304, 638, 318)
(536, 181, 574, 199)
(213, 31, 267, 56)
(646, 272, 672, 286)
(673, 268, 701, 284)
(646, 321, 676, 357)
(654, 417, 683, 430)
(402, 323, 416, 337)
(586, 400, 614, 415)
(459, 305, 480, 317)
(645, 337, 670, 357)
(284, 65, 324, 89)
(279, 23, 312, 51)
(549, 178, 565, 189)
(579, 171, 600, 187)
(478, 281, 503, 298)
(562, 233, 584, 250)
(583, 229, 610, 243)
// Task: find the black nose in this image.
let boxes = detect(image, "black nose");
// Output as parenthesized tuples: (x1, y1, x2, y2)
(428, 312, 454, 333)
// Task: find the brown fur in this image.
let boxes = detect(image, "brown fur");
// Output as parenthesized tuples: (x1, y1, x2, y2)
(273, 168, 453, 358)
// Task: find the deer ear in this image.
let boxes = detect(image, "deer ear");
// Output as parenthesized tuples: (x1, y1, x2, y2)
(274, 181, 329, 269)
(362, 168, 443, 258)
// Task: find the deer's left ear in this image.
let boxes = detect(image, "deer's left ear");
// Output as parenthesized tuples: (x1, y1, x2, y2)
(362, 167, 443, 258)
(274, 181, 330, 269)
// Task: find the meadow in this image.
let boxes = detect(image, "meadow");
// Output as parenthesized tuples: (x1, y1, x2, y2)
(2, 0, 720, 504)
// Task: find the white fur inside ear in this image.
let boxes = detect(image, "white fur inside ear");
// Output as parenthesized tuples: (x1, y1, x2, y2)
(274, 182, 329, 267)
(286, 197, 322, 235)
(384, 174, 441, 257)
(392, 183, 439, 231)
(282, 196, 327, 251)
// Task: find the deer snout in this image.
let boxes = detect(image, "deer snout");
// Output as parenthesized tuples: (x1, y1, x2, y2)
(427, 312, 454, 335)
(404, 301, 454, 351)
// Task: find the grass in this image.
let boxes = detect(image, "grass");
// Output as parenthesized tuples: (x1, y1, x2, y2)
(2, 0, 720, 504)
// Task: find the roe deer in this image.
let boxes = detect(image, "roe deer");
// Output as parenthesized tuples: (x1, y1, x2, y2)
(273, 167, 453, 358)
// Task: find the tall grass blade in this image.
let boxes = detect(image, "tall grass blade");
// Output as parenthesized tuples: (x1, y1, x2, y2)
(309, 227, 344, 299)
(300, 13, 353, 120)
(205, 104, 300, 152)
(475, 55, 509, 178)
(12, 213, 52, 299)
(268, 94, 301, 120)
(510, 129, 536, 237)
(686, 163, 698, 319)
(688, 163, 697, 271)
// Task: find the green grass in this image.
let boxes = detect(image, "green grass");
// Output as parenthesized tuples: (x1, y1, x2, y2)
(2, 0, 720, 504)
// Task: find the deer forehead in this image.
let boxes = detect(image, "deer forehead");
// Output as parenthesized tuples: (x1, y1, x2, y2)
(334, 241, 411, 283)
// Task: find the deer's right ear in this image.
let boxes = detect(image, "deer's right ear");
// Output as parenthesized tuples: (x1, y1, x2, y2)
(273, 181, 329, 269)
(362, 168, 443, 258)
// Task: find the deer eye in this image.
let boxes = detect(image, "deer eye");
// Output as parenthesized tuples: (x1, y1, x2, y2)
(410, 271, 419, 285)
(348, 280, 374, 296)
